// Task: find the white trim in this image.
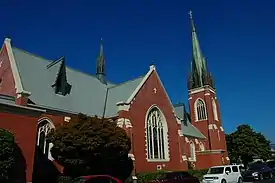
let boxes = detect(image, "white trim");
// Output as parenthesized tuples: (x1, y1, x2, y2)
(188, 85, 215, 95)
(145, 105, 170, 162)
(37, 117, 55, 161)
(195, 138, 198, 144)
(212, 98, 219, 121)
(116, 118, 132, 128)
(208, 124, 213, 130)
(38, 117, 55, 129)
(126, 65, 155, 104)
(205, 93, 210, 96)
(199, 142, 205, 151)
(220, 126, 224, 131)
(116, 101, 130, 111)
(4, 38, 31, 95)
(194, 98, 208, 121)
(64, 116, 71, 122)
(213, 124, 217, 129)
(185, 137, 189, 143)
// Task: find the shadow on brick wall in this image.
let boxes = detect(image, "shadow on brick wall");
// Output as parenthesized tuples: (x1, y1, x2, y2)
(32, 147, 61, 183)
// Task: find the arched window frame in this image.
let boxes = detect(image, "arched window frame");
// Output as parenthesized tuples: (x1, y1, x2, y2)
(37, 118, 55, 161)
(145, 105, 169, 162)
(212, 98, 218, 121)
(194, 98, 207, 121)
(199, 142, 205, 151)
(189, 141, 196, 161)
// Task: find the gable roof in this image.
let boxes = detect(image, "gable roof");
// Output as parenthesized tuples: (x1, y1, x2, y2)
(173, 103, 205, 139)
(11, 47, 143, 117)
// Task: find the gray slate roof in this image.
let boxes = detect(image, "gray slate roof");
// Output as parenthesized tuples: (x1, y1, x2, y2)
(173, 103, 205, 139)
(12, 47, 143, 117)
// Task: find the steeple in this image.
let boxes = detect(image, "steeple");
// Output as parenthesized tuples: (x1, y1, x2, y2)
(96, 38, 107, 84)
(187, 11, 214, 90)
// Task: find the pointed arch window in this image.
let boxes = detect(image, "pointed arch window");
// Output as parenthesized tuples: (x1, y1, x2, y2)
(195, 99, 207, 121)
(146, 107, 169, 161)
(190, 141, 196, 161)
(199, 142, 205, 151)
(36, 120, 54, 160)
(212, 98, 218, 121)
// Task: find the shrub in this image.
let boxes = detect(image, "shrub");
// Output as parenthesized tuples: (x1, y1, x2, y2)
(136, 169, 208, 183)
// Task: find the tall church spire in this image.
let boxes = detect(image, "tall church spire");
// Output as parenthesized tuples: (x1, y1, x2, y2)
(96, 38, 107, 84)
(188, 11, 214, 90)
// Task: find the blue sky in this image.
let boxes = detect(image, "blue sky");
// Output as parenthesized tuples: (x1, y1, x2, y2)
(1, 0, 275, 142)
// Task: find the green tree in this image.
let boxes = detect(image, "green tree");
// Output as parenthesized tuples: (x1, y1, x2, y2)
(226, 124, 272, 167)
(0, 129, 15, 182)
(48, 114, 133, 181)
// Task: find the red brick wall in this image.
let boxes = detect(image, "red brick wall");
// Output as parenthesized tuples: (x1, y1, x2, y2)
(0, 44, 16, 96)
(0, 111, 39, 182)
(129, 71, 184, 173)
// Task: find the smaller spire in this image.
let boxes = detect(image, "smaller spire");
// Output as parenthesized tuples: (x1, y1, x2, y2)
(188, 10, 196, 32)
(96, 38, 107, 84)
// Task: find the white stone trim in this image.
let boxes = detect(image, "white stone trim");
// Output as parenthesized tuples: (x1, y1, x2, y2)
(188, 85, 216, 95)
(116, 101, 130, 111)
(116, 118, 132, 128)
(205, 93, 210, 96)
(195, 139, 198, 144)
(128, 153, 135, 160)
(226, 156, 230, 160)
(213, 124, 218, 129)
(125, 118, 132, 128)
(188, 97, 193, 100)
(178, 129, 183, 136)
(208, 124, 213, 130)
(145, 105, 170, 162)
(64, 116, 71, 122)
(182, 155, 187, 161)
(176, 117, 181, 124)
(185, 137, 189, 143)
(4, 38, 31, 95)
(194, 98, 208, 122)
(220, 126, 224, 131)
(37, 117, 55, 161)
(212, 98, 219, 121)
(126, 65, 155, 104)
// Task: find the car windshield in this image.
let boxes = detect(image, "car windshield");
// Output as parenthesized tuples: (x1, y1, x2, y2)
(208, 167, 224, 174)
(267, 161, 275, 168)
(249, 164, 269, 171)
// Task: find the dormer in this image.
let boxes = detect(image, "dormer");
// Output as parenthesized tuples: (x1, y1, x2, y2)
(47, 56, 72, 96)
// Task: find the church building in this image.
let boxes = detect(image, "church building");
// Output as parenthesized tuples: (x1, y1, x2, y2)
(0, 12, 228, 182)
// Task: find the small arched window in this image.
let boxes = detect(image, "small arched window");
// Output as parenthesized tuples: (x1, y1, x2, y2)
(190, 141, 196, 160)
(36, 119, 55, 160)
(199, 142, 205, 151)
(195, 99, 207, 121)
(146, 107, 169, 161)
(212, 98, 218, 121)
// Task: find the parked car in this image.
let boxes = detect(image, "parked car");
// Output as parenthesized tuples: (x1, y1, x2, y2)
(202, 165, 243, 183)
(267, 160, 275, 175)
(149, 171, 199, 183)
(241, 163, 273, 182)
(72, 175, 123, 183)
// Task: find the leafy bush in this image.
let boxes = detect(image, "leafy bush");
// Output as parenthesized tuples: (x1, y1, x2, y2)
(187, 169, 208, 181)
(48, 114, 133, 180)
(136, 169, 208, 183)
(137, 171, 165, 183)
(0, 129, 15, 182)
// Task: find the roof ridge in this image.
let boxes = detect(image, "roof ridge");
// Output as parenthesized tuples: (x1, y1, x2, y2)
(108, 75, 144, 89)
